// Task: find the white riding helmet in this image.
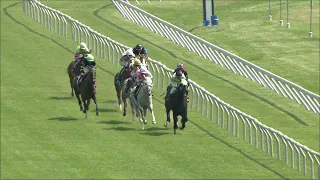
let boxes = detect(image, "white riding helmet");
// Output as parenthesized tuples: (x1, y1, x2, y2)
(140, 65, 148, 74)
(80, 42, 87, 49)
(125, 48, 135, 57)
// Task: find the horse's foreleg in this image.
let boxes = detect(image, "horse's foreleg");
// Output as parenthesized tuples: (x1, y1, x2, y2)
(75, 92, 83, 111)
(148, 104, 156, 125)
(164, 108, 171, 127)
(122, 93, 127, 117)
(117, 88, 122, 111)
(93, 95, 100, 116)
(71, 84, 74, 97)
(173, 112, 179, 135)
(181, 110, 188, 130)
(129, 99, 135, 121)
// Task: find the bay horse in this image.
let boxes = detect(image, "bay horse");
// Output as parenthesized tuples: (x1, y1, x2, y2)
(73, 66, 100, 118)
(164, 80, 189, 134)
(114, 60, 134, 117)
(67, 59, 83, 96)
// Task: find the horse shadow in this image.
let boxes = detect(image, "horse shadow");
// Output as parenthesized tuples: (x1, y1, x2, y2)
(97, 120, 130, 125)
(49, 96, 73, 100)
(94, 108, 117, 113)
(102, 100, 118, 104)
(103, 127, 136, 131)
(139, 127, 170, 136)
(48, 117, 79, 121)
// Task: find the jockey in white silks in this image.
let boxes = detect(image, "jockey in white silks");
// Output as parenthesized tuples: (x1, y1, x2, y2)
(116, 48, 135, 84)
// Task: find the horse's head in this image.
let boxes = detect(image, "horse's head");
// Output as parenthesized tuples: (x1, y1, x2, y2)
(178, 82, 189, 107)
(142, 77, 153, 96)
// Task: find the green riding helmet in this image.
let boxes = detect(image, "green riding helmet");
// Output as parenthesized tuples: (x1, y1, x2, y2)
(85, 54, 95, 62)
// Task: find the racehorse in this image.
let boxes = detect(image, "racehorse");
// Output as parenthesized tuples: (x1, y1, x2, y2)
(114, 60, 134, 117)
(73, 66, 100, 118)
(129, 77, 156, 130)
(164, 82, 189, 134)
(67, 59, 83, 96)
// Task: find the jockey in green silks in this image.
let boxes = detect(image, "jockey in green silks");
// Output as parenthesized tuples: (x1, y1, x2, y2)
(74, 42, 91, 68)
(77, 54, 96, 87)
(165, 71, 188, 99)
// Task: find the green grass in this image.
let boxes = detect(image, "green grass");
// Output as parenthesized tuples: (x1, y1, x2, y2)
(42, 0, 319, 152)
(0, 1, 317, 179)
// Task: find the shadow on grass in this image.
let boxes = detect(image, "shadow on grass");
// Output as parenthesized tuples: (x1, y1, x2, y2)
(49, 96, 73, 100)
(140, 131, 170, 136)
(93, 4, 308, 126)
(103, 100, 118, 104)
(98, 120, 130, 125)
(103, 127, 136, 131)
(94, 108, 117, 112)
(48, 117, 79, 121)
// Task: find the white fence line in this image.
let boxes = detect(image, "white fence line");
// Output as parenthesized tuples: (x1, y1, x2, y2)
(22, 0, 320, 178)
(112, 0, 320, 115)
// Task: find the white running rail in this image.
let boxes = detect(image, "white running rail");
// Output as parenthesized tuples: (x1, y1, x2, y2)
(112, 0, 320, 114)
(22, 0, 320, 178)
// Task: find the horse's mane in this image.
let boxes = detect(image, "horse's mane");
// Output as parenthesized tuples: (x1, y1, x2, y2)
(143, 77, 153, 87)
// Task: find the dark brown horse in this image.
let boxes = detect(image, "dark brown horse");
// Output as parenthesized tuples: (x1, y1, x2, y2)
(73, 66, 100, 118)
(114, 67, 134, 118)
(67, 59, 83, 96)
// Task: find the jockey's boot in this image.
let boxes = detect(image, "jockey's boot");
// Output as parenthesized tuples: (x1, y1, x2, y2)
(165, 84, 172, 100)
(73, 60, 79, 69)
(77, 73, 84, 88)
(134, 85, 140, 99)
(117, 67, 124, 84)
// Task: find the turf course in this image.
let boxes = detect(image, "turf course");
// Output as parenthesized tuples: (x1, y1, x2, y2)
(0, 1, 317, 179)
(44, 0, 319, 151)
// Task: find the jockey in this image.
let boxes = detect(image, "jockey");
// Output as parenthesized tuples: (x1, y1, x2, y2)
(74, 42, 91, 68)
(165, 71, 187, 99)
(133, 65, 152, 96)
(133, 44, 148, 61)
(173, 63, 188, 81)
(124, 58, 142, 95)
(117, 48, 135, 84)
(77, 54, 96, 87)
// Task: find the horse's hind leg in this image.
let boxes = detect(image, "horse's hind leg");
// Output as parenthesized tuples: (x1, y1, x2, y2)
(93, 95, 100, 116)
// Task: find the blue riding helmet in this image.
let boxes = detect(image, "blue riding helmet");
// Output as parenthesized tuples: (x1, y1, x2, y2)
(176, 71, 183, 79)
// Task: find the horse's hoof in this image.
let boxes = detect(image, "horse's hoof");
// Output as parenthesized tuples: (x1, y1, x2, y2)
(96, 112, 100, 116)
(123, 112, 126, 116)
(152, 121, 156, 125)
(83, 110, 86, 114)
(80, 108, 83, 111)
(143, 121, 147, 125)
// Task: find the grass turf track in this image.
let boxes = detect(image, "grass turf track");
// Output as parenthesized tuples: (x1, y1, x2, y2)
(0, 1, 316, 179)
(43, 0, 319, 151)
